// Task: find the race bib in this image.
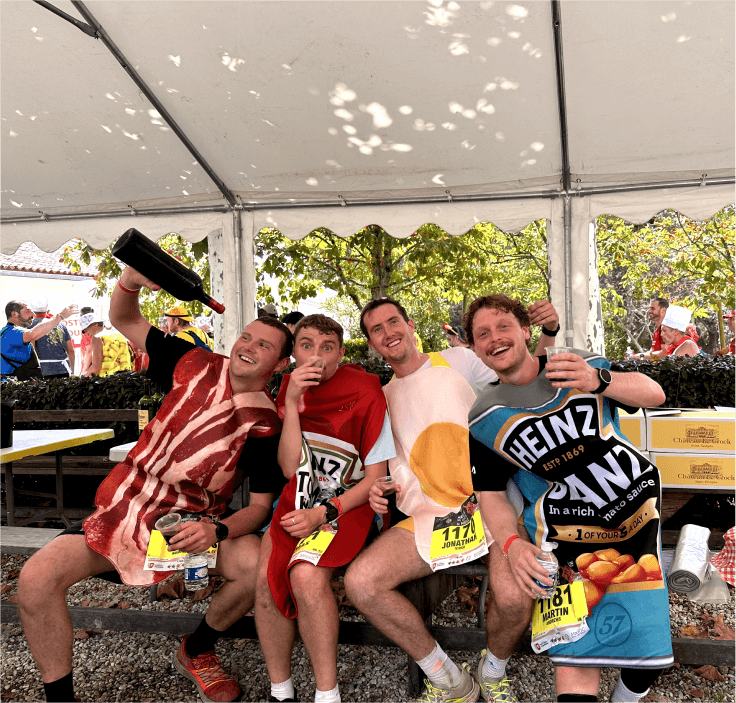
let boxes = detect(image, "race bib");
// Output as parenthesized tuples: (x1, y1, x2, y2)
(289, 521, 339, 567)
(531, 580, 589, 653)
(144, 529, 218, 571)
(429, 496, 487, 571)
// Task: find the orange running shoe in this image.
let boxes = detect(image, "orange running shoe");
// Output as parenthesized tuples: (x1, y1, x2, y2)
(174, 634, 241, 703)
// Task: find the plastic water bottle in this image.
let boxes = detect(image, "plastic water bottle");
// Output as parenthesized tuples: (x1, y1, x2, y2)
(534, 542, 559, 599)
(314, 487, 336, 507)
(183, 552, 209, 591)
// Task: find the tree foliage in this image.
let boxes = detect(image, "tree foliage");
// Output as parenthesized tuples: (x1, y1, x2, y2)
(596, 205, 735, 358)
(256, 220, 550, 339)
(60, 235, 211, 323)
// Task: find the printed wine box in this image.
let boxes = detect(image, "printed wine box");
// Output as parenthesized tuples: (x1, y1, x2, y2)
(651, 451, 735, 489)
(618, 409, 646, 450)
(646, 410, 735, 454)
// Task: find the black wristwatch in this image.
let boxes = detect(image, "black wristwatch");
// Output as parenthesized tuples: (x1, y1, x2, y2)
(593, 368, 612, 394)
(541, 324, 560, 337)
(323, 501, 339, 523)
(211, 515, 229, 542)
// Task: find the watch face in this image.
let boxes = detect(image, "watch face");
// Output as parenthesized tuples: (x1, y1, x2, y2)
(325, 504, 338, 522)
(600, 368, 613, 384)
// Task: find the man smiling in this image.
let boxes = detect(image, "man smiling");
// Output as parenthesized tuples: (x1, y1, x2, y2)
(345, 296, 559, 703)
(465, 294, 670, 703)
(256, 314, 394, 703)
(19, 266, 293, 703)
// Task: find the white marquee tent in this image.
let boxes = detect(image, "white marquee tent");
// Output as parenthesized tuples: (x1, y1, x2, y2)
(2, 0, 734, 352)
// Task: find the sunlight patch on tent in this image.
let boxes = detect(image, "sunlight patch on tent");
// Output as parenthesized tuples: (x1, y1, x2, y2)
(362, 103, 393, 129)
(168, 55, 181, 67)
(399, 105, 413, 115)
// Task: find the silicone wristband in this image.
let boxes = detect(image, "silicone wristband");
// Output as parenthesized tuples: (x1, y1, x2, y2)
(503, 534, 521, 557)
(541, 324, 560, 337)
(330, 497, 343, 517)
(118, 281, 141, 294)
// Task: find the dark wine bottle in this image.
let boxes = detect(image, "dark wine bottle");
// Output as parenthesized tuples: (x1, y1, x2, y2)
(112, 228, 225, 313)
(138, 379, 155, 435)
(151, 383, 165, 417)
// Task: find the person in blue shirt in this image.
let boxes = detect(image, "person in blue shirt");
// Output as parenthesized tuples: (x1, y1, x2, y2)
(28, 297, 75, 378)
(1, 301, 77, 381)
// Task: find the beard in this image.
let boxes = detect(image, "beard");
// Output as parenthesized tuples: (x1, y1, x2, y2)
(17, 316, 32, 328)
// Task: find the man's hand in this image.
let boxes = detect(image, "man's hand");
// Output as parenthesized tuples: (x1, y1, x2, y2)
(280, 507, 327, 539)
(368, 481, 401, 514)
(168, 520, 217, 554)
(545, 352, 599, 391)
(506, 538, 553, 599)
(59, 304, 79, 321)
(284, 357, 324, 408)
(120, 267, 162, 292)
(529, 300, 559, 332)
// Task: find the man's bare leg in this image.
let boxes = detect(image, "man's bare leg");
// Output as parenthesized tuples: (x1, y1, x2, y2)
(555, 666, 601, 698)
(289, 562, 338, 691)
(254, 530, 297, 688)
(203, 533, 262, 629)
(483, 538, 535, 659)
(344, 527, 434, 660)
(18, 535, 117, 683)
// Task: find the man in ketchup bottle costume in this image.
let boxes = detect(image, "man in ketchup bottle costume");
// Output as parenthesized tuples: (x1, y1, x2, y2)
(18, 266, 293, 703)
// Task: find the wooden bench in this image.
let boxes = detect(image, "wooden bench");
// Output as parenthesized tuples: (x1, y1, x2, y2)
(2, 409, 137, 525)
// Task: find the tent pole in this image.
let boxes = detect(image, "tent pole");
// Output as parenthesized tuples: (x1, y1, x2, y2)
(551, 0, 575, 347)
(2, 178, 733, 225)
(70, 1, 236, 208)
(233, 209, 244, 336)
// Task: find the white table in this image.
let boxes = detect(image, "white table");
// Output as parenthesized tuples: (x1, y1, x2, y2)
(108, 441, 137, 463)
(1, 428, 114, 527)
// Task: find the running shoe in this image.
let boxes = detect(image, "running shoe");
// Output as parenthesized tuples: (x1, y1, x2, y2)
(474, 651, 516, 702)
(416, 663, 480, 702)
(174, 634, 241, 703)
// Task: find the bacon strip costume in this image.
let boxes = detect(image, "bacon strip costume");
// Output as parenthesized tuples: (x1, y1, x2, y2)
(469, 352, 673, 669)
(268, 364, 388, 618)
(83, 347, 280, 586)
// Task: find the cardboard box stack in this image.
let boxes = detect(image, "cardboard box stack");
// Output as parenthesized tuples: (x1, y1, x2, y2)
(645, 410, 735, 490)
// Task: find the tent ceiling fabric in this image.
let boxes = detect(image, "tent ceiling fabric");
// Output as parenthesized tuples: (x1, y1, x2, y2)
(2, 1, 733, 254)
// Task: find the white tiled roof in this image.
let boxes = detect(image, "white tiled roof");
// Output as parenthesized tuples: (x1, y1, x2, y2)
(0, 240, 97, 277)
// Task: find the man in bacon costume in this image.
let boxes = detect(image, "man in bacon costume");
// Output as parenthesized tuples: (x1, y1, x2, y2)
(255, 314, 395, 703)
(345, 297, 560, 703)
(464, 294, 672, 703)
(18, 266, 293, 703)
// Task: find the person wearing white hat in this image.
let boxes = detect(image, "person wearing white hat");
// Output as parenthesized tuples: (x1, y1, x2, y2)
(660, 305, 700, 357)
(29, 296, 76, 379)
(79, 312, 105, 376)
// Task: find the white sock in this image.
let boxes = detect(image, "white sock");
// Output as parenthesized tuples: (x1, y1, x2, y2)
(270, 678, 295, 701)
(611, 675, 649, 703)
(481, 649, 509, 683)
(416, 643, 463, 690)
(315, 685, 341, 703)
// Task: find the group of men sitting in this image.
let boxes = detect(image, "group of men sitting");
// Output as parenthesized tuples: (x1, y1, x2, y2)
(17, 264, 672, 703)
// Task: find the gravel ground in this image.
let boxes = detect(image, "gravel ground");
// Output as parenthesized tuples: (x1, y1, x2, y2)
(2, 554, 734, 703)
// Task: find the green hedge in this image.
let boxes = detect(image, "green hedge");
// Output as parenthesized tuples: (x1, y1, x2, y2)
(1, 371, 147, 410)
(2, 371, 149, 453)
(610, 354, 735, 409)
(5, 352, 729, 420)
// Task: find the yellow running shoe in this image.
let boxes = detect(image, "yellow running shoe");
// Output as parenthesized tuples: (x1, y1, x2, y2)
(416, 663, 480, 702)
(475, 650, 517, 702)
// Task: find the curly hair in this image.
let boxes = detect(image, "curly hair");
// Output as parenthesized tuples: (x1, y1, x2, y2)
(463, 294, 531, 346)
